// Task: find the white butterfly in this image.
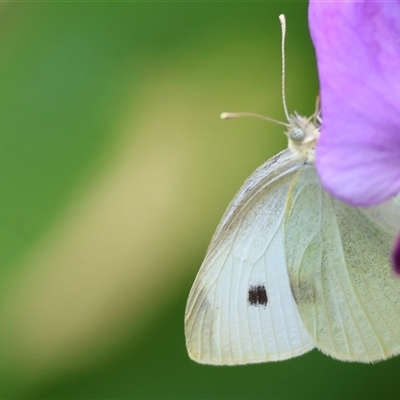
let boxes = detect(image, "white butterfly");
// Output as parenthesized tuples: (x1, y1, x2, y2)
(184, 15, 400, 364)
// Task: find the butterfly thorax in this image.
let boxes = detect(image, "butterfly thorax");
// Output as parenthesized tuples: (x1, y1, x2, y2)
(286, 113, 320, 165)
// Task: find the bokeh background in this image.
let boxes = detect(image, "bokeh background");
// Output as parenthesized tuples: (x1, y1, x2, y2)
(0, 2, 399, 399)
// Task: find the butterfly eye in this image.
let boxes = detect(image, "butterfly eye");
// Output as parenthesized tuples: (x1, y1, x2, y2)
(290, 128, 305, 142)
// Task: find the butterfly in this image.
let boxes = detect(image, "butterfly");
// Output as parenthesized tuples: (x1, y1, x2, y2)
(184, 108, 400, 364)
(184, 15, 400, 365)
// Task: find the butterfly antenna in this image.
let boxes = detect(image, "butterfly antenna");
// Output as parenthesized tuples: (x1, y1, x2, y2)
(219, 14, 291, 128)
(279, 14, 290, 122)
(306, 92, 321, 125)
(220, 112, 288, 127)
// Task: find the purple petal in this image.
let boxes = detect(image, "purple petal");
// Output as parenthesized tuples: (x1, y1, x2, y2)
(309, 1, 400, 206)
(392, 233, 400, 275)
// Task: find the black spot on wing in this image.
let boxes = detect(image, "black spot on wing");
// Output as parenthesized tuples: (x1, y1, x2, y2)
(248, 285, 268, 307)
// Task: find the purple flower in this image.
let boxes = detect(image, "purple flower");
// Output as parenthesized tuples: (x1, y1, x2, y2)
(309, 1, 400, 272)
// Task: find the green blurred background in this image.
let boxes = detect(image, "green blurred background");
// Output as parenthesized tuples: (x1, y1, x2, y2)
(0, 2, 399, 399)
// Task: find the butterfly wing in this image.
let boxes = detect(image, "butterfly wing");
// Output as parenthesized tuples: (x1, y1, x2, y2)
(185, 150, 315, 365)
(286, 166, 400, 362)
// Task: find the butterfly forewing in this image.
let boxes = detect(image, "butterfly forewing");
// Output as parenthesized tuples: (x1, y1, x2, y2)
(185, 150, 315, 365)
(286, 167, 400, 362)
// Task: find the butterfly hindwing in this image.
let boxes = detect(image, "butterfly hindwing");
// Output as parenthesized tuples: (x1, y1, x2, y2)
(286, 166, 400, 362)
(185, 151, 314, 365)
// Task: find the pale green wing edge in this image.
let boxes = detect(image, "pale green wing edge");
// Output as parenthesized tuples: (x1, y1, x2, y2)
(286, 166, 400, 362)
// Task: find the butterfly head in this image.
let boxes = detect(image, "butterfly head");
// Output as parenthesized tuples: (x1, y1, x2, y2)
(221, 16, 322, 167)
(286, 112, 320, 164)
